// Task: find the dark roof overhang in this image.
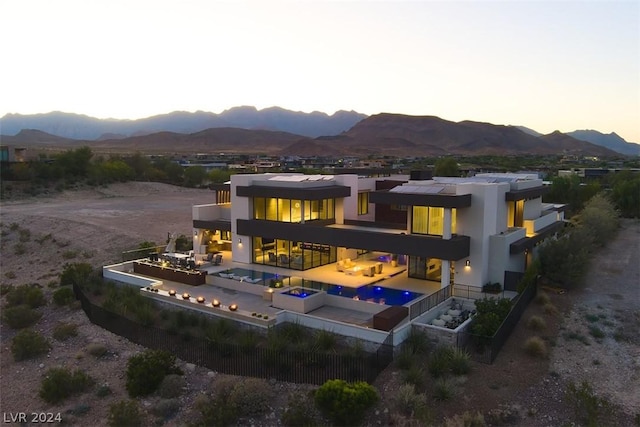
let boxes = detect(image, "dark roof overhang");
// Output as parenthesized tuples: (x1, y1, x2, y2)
(236, 185, 351, 200)
(509, 221, 564, 254)
(193, 219, 231, 231)
(505, 186, 548, 201)
(369, 190, 472, 208)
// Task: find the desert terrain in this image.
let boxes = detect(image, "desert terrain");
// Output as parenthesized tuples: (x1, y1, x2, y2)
(0, 182, 638, 426)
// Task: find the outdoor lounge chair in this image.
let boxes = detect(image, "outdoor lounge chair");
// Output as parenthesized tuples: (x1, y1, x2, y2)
(213, 254, 223, 265)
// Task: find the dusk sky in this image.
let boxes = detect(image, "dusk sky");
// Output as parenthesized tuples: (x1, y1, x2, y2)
(1, 0, 638, 142)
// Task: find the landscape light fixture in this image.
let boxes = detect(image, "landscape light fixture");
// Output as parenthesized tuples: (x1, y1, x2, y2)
(182, 292, 190, 300)
(229, 304, 238, 311)
(196, 296, 205, 303)
(212, 299, 221, 307)
(168, 289, 177, 296)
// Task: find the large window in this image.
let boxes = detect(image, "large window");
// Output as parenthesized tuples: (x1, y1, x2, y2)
(408, 257, 442, 281)
(252, 237, 336, 270)
(507, 200, 524, 227)
(253, 197, 335, 222)
(412, 207, 456, 236)
(358, 192, 369, 215)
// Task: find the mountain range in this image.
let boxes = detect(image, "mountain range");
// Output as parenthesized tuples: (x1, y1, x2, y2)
(1, 108, 638, 157)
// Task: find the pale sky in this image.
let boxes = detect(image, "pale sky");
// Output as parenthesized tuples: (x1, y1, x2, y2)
(1, 0, 638, 142)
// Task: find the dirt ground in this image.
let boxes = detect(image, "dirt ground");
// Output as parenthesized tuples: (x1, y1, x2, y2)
(0, 182, 638, 426)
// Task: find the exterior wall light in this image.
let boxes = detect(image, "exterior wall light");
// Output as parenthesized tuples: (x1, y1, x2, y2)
(465, 260, 471, 267)
(238, 238, 242, 244)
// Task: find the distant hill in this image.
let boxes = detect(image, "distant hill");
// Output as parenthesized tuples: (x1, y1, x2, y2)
(511, 125, 543, 137)
(567, 130, 639, 156)
(0, 107, 367, 139)
(1, 113, 623, 158)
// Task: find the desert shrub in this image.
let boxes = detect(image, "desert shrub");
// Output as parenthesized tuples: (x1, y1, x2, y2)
(18, 228, 31, 242)
(150, 398, 180, 420)
(52, 322, 78, 341)
(403, 365, 427, 390)
(0, 284, 12, 295)
(62, 250, 78, 260)
(523, 336, 548, 358)
(6, 284, 46, 308)
(157, 374, 186, 398)
(526, 315, 547, 331)
(449, 347, 471, 376)
(86, 343, 108, 358)
(396, 347, 417, 370)
(59, 262, 94, 288)
(14, 243, 26, 255)
(238, 329, 260, 353)
(193, 389, 239, 427)
(443, 411, 486, 427)
(428, 346, 454, 378)
(393, 383, 431, 420)
(534, 292, 550, 305)
(433, 378, 455, 401)
(314, 379, 378, 426)
(205, 318, 238, 343)
(566, 380, 612, 427)
(53, 286, 75, 306)
(107, 400, 142, 427)
(2, 305, 42, 329)
(4, 271, 16, 279)
(11, 329, 50, 361)
(228, 378, 273, 417)
(125, 349, 182, 397)
(403, 328, 431, 355)
(280, 321, 307, 343)
(96, 383, 112, 397)
(314, 329, 337, 352)
(543, 303, 559, 315)
(281, 391, 319, 427)
(39, 367, 93, 404)
(589, 325, 606, 339)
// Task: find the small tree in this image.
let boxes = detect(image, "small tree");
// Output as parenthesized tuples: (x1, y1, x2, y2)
(434, 157, 460, 177)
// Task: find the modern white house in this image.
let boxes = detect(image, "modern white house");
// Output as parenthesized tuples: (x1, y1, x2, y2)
(192, 171, 566, 295)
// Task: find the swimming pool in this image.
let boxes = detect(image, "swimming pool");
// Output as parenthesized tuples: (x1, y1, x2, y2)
(216, 268, 287, 285)
(295, 279, 422, 306)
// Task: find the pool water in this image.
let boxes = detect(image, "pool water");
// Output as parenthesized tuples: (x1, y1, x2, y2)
(217, 268, 286, 284)
(282, 288, 318, 298)
(296, 279, 422, 306)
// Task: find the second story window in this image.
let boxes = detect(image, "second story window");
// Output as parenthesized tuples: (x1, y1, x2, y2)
(358, 192, 369, 215)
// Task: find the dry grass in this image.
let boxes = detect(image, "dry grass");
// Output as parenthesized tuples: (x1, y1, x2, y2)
(523, 336, 548, 358)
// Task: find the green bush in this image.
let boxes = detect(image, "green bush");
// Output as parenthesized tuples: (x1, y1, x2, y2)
(314, 329, 337, 352)
(52, 322, 78, 341)
(39, 367, 93, 404)
(150, 398, 180, 420)
(52, 286, 75, 306)
(428, 347, 453, 378)
(6, 284, 46, 308)
(11, 329, 50, 361)
(107, 400, 142, 427)
(125, 350, 182, 397)
(2, 305, 42, 329)
(402, 365, 426, 390)
(395, 347, 417, 370)
(0, 284, 12, 295)
(314, 379, 378, 426)
(471, 298, 512, 338)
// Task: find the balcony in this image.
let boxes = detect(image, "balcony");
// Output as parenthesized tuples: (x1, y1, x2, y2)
(523, 211, 559, 237)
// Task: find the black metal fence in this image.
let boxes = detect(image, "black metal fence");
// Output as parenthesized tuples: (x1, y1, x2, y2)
(409, 285, 451, 320)
(121, 246, 166, 262)
(460, 279, 538, 364)
(73, 284, 393, 384)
